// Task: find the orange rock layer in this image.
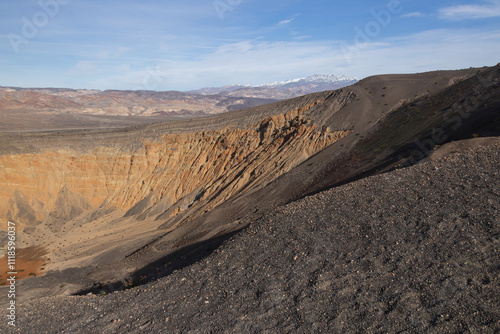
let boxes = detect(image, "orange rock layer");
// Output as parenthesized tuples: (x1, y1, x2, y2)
(0, 108, 350, 236)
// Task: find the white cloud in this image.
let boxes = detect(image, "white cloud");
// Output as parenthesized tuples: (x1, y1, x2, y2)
(93, 28, 500, 91)
(278, 15, 299, 26)
(278, 18, 295, 25)
(95, 40, 347, 90)
(400, 12, 426, 19)
(7, 17, 499, 91)
(338, 29, 500, 77)
(439, 0, 500, 20)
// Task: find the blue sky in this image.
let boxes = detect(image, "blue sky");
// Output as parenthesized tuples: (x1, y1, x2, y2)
(1, 0, 500, 91)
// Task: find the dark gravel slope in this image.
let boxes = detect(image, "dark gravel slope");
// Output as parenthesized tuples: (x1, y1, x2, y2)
(5, 143, 500, 333)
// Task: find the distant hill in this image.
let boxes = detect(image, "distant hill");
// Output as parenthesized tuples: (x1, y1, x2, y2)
(0, 86, 280, 131)
(191, 74, 359, 99)
(0, 74, 357, 131)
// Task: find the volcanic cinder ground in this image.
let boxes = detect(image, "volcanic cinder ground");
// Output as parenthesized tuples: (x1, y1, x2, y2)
(0, 64, 499, 333)
(6, 138, 500, 334)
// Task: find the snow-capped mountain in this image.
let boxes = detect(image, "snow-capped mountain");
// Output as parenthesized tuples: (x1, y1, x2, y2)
(191, 74, 359, 99)
(261, 74, 358, 87)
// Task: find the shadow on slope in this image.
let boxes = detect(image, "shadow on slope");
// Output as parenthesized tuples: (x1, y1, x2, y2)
(75, 229, 244, 295)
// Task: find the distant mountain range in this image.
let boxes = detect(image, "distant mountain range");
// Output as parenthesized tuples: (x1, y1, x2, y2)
(0, 74, 358, 131)
(191, 74, 359, 99)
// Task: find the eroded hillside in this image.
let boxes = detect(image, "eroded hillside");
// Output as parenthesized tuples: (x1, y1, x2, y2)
(1, 104, 348, 233)
(0, 94, 353, 294)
